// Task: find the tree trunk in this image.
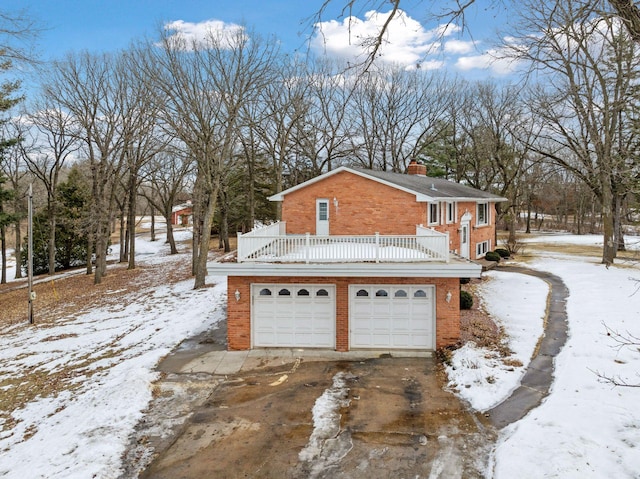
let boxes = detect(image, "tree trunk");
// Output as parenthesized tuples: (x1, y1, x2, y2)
(166, 213, 177, 254)
(119, 208, 127, 263)
(193, 188, 218, 289)
(150, 206, 156, 242)
(14, 218, 22, 279)
(86, 234, 94, 275)
(1, 224, 6, 284)
(525, 197, 532, 234)
(614, 192, 626, 252)
(219, 187, 230, 253)
(600, 180, 616, 265)
(127, 173, 137, 270)
(48, 202, 57, 275)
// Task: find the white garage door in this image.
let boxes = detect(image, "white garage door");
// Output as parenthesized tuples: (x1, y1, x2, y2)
(350, 285, 435, 349)
(252, 284, 335, 348)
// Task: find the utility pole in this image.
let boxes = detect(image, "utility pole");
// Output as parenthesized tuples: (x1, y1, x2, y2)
(28, 183, 34, 324)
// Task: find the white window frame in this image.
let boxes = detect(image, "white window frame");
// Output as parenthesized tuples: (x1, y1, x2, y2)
(428, 202, 439, 225)
(476, 202, 489, 226)
(446, 202, 456, 224)
(476, 240, 490, 258)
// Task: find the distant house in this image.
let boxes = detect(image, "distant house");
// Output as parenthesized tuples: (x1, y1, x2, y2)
(209, 162, 506, 353)
(171, 202, 193, 226)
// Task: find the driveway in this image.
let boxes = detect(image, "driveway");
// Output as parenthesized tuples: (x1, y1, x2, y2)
(126, 345, 494, 478)
(120, 265, 567, 479)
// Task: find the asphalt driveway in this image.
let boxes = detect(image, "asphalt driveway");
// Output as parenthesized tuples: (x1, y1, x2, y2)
(132, 353, 494, 479)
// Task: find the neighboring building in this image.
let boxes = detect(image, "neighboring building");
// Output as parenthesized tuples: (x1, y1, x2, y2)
(171, 202, 193, 226)
(208, 162, 506, 353)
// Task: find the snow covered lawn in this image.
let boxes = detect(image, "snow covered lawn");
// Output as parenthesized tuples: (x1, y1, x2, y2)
(0, 239, 226, 479)
(2, 232, 639, 478)
(446, 235, 640, 478)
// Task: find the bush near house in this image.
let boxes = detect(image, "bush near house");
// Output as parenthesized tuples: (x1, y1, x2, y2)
(495, 248, 510, 258)
(460, 290, 473, 309)
(485, 251, 501, 262)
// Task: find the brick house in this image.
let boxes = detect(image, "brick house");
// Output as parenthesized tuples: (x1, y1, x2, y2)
(171, 203, 193, 226)
(208, 163, 506, 353)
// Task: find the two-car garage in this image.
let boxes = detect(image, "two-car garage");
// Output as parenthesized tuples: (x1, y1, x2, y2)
(251, 283, 436, 350)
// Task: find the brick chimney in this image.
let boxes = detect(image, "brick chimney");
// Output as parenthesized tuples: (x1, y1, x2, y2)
(407, 159, 427, 176)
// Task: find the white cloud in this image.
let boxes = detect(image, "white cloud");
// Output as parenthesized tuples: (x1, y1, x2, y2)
(444, 39, 477, 54)
(163, 19, 246, 49)
(455, 51, 519, 75)
(312, 9, 451, 68)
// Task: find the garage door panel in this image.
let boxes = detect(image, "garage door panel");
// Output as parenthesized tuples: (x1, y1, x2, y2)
(350, 285, 435, 350)
(253, 284, 335, 348)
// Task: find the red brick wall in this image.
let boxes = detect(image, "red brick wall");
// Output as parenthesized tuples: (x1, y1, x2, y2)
(279, 170, 497, 256)
(427, 201, 497, 258)
(281, 171, 425, 235)
(226, 275, 460, 351)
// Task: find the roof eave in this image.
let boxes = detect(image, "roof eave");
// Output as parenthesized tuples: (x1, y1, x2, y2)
(207, 260, 482, 278)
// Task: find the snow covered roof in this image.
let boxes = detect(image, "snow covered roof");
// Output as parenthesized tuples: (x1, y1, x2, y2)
(171, 203, 193, 213)
(269, 166, 507, 203)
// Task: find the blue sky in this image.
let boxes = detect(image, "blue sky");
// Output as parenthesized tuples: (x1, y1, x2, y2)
(11, 0, 511, 76)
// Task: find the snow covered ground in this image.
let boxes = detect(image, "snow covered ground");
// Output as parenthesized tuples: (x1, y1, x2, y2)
(1, 232, 639, 478)
(446, 235, 640, 478)
(0, 235, 227, 479)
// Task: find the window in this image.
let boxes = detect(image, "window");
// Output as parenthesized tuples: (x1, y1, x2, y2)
(297, 289, 310, 296)
(428, 202, 439, 225)
(414, 290, 427, 298)
(259, 288, 272, 296)
(278, 288, 291, 296)
(318, 201, 328, 221)
(375, 289, 388, 297)
(356, 289, 369, 297)
(316, 289, 329, 297)
(394, 290, 408, 298)
(446, 202, 455, 224)
(477, 203, 489, 226)
(476, 240, 490, 258)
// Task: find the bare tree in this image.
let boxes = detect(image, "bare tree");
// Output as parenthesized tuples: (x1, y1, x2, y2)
(350, 64, 452, 172)
(0, 9, 39, 65)
(18, 97, 81, 275)
(512, 0, 640, 264)
(251, 57, 313, 219)
(140, 26, 280, 288)
(45, 52, 125, 283)
(116, 50, 167, 270)
(141, 148, 194, 255)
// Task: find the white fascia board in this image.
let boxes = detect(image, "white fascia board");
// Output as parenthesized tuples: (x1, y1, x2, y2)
(207, 261, 481, 278)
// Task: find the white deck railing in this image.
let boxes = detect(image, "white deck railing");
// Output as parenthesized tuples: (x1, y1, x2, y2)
(237, 222, 449, 263)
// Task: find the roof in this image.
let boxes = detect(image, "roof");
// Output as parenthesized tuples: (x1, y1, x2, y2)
(171, 203, 193, 213)
(269, 166, 507, 203)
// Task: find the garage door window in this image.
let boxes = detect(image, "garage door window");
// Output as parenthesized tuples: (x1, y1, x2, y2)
(356, 289, 369, 297)
(317, 289, 329, 297)
(375, 289, 389, 297)
(278, 288, 291, 296)
(414, 290, 427, 298)
(259, 288, 272, 296)
(297, 289, 310, 296)
(394, 290, 407, 298)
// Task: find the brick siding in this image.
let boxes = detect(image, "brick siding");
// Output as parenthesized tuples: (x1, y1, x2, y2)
(226, 275, 460, 352)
